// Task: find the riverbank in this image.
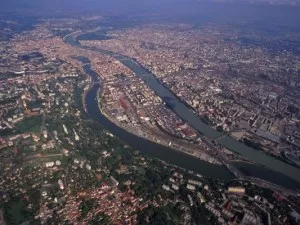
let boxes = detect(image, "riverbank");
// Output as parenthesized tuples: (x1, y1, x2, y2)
(66, 32, 300, 190)
(97, 93, 221, 165)
(75, 45, 223, 165)
(79, 57, 235, 180)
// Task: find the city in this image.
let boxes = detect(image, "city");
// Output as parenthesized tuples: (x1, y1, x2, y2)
(1, 2, 300, 225)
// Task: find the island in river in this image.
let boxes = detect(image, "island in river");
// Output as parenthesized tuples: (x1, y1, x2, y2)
(64, 29, 300, 191)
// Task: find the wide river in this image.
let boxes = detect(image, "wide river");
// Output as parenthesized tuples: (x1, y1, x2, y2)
(65, 33, 300, 190)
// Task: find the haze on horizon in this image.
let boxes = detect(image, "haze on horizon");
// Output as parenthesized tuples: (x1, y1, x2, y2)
(1, 0, 300, 14)
(0, 0, 300, 31)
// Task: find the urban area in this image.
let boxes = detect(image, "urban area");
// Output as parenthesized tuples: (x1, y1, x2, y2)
(0, 14, 300, 225)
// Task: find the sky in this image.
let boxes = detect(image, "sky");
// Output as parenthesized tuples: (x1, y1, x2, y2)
(0, 0, 299, 30)
(0, 0, 299, 14)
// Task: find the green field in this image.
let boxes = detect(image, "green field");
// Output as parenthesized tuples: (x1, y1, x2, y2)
(16, 116, 42, 133)
(3, 198, 31, 225)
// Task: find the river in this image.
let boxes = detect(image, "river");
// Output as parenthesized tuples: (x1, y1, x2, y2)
(80, 57, 234, 180)
(65, 34, 300, 190)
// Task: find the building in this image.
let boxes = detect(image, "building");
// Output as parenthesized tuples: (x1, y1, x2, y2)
(110, 176, 119, 186)
(162, 184, 170, 191)
(187, 184, 196, 191)
(58, 179, 64, 190)
(227, 186, 245, 195)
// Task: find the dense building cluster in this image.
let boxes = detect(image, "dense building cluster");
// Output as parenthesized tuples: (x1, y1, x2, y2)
(0, 16, 300, 225)
(82, 23, 300, 162)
